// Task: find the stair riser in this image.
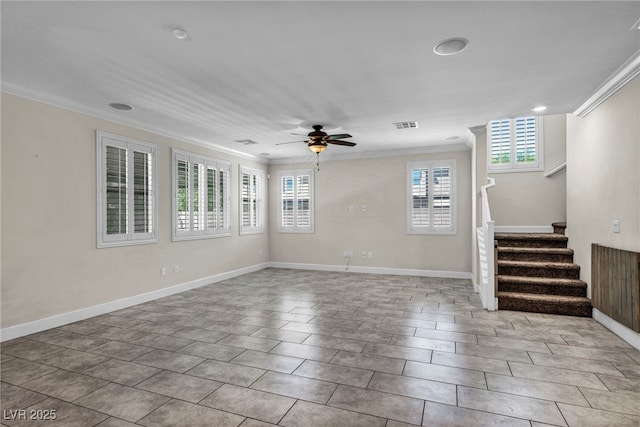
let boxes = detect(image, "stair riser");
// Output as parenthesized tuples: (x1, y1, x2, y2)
(498, 252, 574, 263)
(498, 297, 592, 317)
(498, 281, 587, 297)
(496, 239, 568, 248)
(498, 265, 580, 279)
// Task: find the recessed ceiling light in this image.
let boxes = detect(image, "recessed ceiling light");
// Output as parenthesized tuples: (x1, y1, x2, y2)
(108, 103, 133, 111)
(446, 136, 460, 141)
(632, 17, 640, 30)
(433, 37, 468, 56)
(260, 153, 271, 156)
(531, 105, 547, 112)
(172, 28, 188, 40)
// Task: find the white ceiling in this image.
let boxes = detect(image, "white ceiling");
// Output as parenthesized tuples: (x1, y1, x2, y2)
(2, 1, 639, 162)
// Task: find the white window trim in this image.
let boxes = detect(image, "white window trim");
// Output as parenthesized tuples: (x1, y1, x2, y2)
(277, 168, 315, 234)
(96, 131, 158, 248)
(172, 148, 231, 241)
(239, 165, 265, 235)
(488, 116, 544, 173)
(406, 160, 457, 235)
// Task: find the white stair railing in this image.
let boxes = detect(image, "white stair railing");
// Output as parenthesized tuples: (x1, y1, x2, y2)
(477, 177, 497, 310)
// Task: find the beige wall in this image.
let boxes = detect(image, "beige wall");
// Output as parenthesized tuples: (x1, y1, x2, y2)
(476, 114, 567, 227)
(566, 76, 640, 291)
(1, 94, 269, 327)
(268, 149, 473, 273)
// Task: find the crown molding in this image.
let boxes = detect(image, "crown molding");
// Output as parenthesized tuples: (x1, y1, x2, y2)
(572, 49, 640, 118)
(1, 81, 268, 164)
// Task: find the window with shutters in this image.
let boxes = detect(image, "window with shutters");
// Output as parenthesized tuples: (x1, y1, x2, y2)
(407, 160, 456, 235)
(239, 166, 264, 235)
(96, 131, 157, 248)
(172, 148, 231, 240)
(277, 169, 314, 233)
(488, 116, 543, 172)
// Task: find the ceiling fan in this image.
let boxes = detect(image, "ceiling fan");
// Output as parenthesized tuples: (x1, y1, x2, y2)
(277, 124, 356, 169)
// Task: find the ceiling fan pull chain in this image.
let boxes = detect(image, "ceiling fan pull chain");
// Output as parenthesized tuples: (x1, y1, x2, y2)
(316, 153, 320, 171)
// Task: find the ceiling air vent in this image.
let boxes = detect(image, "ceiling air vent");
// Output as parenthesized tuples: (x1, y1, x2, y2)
(393, 121, 418, 130)
(234, 139, 259, 145)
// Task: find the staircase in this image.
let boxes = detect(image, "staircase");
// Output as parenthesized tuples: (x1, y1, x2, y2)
(495, 222, 592, 317)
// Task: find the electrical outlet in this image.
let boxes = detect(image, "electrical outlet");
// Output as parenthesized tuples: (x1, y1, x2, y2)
(368, 252, 373, 258)
(174, 265, 180, 274)
(362, 251, 367, 257)
(348, 205, 354, 212)
(361, 204, 367, 212)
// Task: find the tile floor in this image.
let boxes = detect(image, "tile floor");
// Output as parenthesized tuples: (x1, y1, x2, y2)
(2, 268, 640, 426)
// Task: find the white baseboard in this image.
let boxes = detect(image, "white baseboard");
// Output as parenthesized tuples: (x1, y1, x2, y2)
(592, 308, 640, 351)
(494, 226, 554, 233)
(267, 261, 473, 280)
(0, 263, 269, 342)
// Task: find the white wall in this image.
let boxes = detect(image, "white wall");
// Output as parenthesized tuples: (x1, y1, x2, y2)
(1, 93, 269, 328)
(268, 149, 473, 274)
(566, 75, 640, 291)
(476, 114, 567, 227)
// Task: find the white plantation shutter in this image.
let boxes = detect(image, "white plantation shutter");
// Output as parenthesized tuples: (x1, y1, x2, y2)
(411, 168, 429, 227)
(97, 131, 157, 247)
(105, 145, 128, 236)
(172, 149, 230, 240)
(432, 166, 452, 229)
(278, 169, 314, 233)
(490, 119, 511, 166)
(407, 161, 456, 234)
(515, 116, 537, 163)
(240, 166, 264, 234)
(132, 150, 153, 234)
(488, 116, 542, 171)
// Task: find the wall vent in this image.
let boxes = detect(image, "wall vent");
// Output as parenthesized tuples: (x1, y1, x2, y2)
(393, 121, 418, 129)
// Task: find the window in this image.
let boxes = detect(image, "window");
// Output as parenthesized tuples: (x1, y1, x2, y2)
(239, 166, 264, 235)
(96, 131, 157, 247)
(277, 169, 314, 233)
(488, 116, 543, 172)
(172, 149, 230, 240)
(407, 160, 456, 234)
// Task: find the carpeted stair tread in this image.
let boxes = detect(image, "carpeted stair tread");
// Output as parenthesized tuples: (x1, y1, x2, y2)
(498, 275, 586, 286)
(497, 292, 592, 317)
(495, 233, 568, 241)
(498, 260, 579, 268)
(498, 275, 587, 296)
(495, 233, 568, 248)
(498, 247, 574, 262)
(498, 260, 580, 279)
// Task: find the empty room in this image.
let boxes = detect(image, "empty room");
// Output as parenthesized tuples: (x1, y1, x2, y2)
(1, 1, 640, 426)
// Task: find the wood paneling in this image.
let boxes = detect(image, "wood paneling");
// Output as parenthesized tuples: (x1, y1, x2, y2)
(592, 244, 640, 332)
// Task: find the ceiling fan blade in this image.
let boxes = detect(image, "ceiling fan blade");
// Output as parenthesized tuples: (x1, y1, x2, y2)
(276, 140, 306, 145)
(327, 133, 352, 140)
(327, 140, 356, 147)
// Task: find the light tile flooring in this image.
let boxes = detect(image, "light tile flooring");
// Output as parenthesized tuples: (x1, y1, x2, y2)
(2, 268, 640, 426)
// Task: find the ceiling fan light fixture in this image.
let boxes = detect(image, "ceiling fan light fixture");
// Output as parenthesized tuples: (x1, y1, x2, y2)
(433, 37, 468, 56)
(308, 142, 327, 154)
(530, 105, 547, 112)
